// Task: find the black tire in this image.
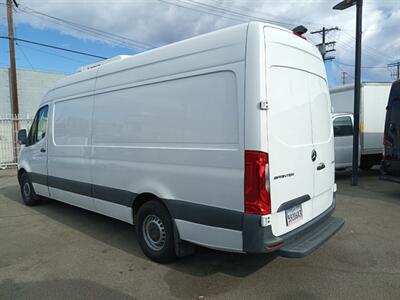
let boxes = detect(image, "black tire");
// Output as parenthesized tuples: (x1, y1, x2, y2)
(360, 161, 374, 170)
(136, 200, 176, 263)
(19, 173, 41, 206)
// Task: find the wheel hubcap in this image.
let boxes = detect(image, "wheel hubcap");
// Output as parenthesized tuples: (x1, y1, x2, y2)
(142, 215, 166, 251)
(23, 182, 31, 199)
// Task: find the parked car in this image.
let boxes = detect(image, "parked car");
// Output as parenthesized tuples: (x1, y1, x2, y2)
(330, 83, 391, 170)
(381, 80, 400, 183)
(16, 22, 344, 263)
(332, 113, 359, 170)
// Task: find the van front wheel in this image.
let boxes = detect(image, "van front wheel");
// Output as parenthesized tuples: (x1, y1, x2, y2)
(20, 173, 41, 206)
(136, 200, 176, 263)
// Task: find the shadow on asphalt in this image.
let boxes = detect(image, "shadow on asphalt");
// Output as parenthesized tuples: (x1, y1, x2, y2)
(163, 250, 278, 298)
(1, 184, 277, 280)
(0, 278, 135, 300)
(335, 167, 400, 202)
(335, 166, 380, 180)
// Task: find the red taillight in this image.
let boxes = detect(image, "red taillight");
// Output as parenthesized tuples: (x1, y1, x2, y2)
(244, 150, 271, 215)
(266, 240, 284, 250)
(383, 134, 388, 159)
(293, 32, 307, 40)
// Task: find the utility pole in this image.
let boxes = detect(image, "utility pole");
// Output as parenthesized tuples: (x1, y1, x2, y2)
(342, 71, 347, 85)
(388, 61, 400, 80)
(7, 0, 19, 116)
(334, 0, 363, 186)
(311, 26, 339, 61)
(6, 0, 19, 163)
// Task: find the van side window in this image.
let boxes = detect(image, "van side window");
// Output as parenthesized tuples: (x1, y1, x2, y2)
(36, 106, 49, 142)
(333, 116, 353, 137)
(27, 105, 49, 146)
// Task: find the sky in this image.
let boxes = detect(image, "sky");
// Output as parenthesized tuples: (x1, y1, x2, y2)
(0, 0, 399, 87)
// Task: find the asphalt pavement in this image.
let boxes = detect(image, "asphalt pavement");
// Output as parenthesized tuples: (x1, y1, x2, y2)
(0, 167, 399, 299)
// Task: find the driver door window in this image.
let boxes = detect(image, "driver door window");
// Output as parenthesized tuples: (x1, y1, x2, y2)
(27, 105, 49, 146)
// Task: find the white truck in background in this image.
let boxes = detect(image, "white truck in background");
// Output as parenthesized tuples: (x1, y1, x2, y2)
(330, 83, 392, 170)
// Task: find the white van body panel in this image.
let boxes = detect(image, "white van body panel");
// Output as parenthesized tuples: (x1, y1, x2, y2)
(18, 22, 338, 254)
(175, 220, 243, 252)
(47, 72, 96, 212)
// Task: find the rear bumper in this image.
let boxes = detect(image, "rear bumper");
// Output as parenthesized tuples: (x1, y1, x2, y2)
(242, 193, 344, 257)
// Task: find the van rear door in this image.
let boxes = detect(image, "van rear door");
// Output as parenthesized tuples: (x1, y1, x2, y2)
(308, 72, 335, 217)
(264, 27, 334, 236)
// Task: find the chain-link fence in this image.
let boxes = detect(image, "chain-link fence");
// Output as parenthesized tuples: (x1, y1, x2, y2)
(0, 114, 32, 169)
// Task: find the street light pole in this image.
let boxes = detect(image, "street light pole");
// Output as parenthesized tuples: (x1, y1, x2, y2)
(333, 0, 363, 186)
(352, 0, 363, 186)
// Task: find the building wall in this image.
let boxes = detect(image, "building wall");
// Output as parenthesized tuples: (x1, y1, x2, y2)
(0, 69, 11, 116)
(0, 68, 65, 165)
(0, 68, 65, 117)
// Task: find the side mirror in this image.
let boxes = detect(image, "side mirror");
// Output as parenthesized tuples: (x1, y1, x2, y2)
(18, 129, 27, 145)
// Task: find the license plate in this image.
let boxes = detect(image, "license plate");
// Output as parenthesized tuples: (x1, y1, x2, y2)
(285, 204, 303, 226)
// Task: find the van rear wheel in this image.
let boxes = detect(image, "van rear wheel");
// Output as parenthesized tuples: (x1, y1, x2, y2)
(136, 200, 176, 263)
(20, 173, 41, 206)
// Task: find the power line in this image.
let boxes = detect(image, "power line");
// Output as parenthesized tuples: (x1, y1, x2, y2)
(16, 4, 156, 51)
(18, 43, 88, 64)
(180, 0, 297, 27)
(333, 61, 354, 81)
(339, 30, 397, 61)
(331, 30, 393, 62)
(160, 0, 319, 30)
(335, 60, 388, 69)
(0, 36, 107, 59)
(16, 7, 139, 49)
(184, 0, 340, 30)
(15, 41, 35, 70)
(158, 0, 245, 23)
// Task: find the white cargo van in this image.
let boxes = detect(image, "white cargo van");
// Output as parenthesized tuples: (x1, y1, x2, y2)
(17, 22, 344, 263)
(330, 83, 392, 170)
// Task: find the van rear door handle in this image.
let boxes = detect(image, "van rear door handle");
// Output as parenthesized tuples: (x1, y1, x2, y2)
(317, 162, 325, 171)
(40, 148, 46, 153)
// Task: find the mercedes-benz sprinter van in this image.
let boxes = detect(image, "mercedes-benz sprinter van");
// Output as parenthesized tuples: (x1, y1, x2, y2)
(17, 22, 344, 263)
